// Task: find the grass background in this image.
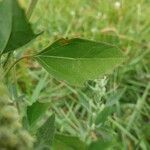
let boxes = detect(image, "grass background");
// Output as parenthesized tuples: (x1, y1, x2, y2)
(10, 0, 150, 149)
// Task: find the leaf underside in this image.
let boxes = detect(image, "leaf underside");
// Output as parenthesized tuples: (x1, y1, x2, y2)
(0, 0, 38, 54)
(35, 38, 125, 86)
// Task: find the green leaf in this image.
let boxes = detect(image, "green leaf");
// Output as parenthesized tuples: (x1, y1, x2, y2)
(0, 0, 12, 52)
(36, 114, 55, 149)
(27, 101, 51, 127)
(35, 38, 125, 86)
(0, 0, 38, 54)
(88, 140, 113, 150)
(95, 106, 115, 125)
(52, 134, 87, 150)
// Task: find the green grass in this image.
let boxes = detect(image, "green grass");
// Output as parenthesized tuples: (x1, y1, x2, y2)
(9, 0, 150, 149)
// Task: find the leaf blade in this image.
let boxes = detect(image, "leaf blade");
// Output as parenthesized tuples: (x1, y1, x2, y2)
(27, 101, 51, 127)
(0, 0, 39, 54)
(35, 38, 125, 86)
(0, 0, 12, 52)
(52, 134, 86, 150)
(36, 114, 55, 149)
(88, 140, 113, 150)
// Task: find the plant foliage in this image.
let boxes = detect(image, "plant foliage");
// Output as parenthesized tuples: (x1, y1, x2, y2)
(0, 0, 127, 149)
(35, 38, 124, 86)
(0, 0, 38, 54)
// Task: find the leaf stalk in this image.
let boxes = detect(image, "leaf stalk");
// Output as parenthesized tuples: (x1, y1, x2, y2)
(2, 55, 31, 78)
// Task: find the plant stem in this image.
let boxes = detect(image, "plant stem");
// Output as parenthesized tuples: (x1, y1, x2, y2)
(26, 0, 39, 20)
(2, 56, 31, 78)
(3, 52, 12, 68)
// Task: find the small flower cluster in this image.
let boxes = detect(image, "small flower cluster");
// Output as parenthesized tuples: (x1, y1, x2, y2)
(0, 82, 34, 150)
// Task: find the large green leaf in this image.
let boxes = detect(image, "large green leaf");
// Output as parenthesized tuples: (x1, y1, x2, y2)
(36, 114, 55, 149)
(52, 134, 86, 150)
(27, 101, 51, 127)
(0, 0, 12, 52)
(35, 38, 125, 86)
(0, 0, 38, 54)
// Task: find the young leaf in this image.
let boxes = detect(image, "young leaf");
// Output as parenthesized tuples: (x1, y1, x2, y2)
(0, 0, 39, 54)
(27, 101, 51, 127)
(52, 134, 87, 150)
(35, 38, 125, 86)
(36, 114, 55, 149)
